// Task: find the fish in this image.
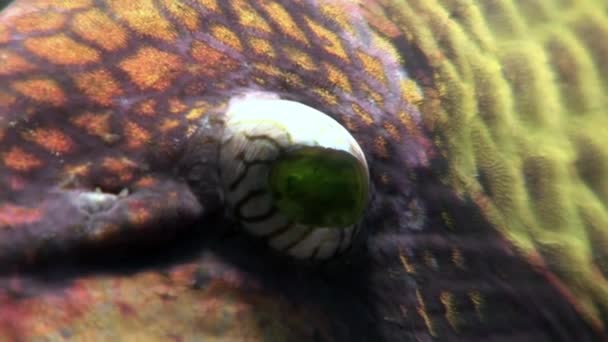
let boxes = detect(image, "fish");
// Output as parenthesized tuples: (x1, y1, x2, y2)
(0, 0, 607, 340)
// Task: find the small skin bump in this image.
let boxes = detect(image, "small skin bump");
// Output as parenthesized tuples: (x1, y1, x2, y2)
(0, 50, 36, 75)
(23, 128, 74, 154)
(123, 120, 152, 149)
(12, 79, 67, 106)
(2, 147, 43, 172)
(258, 0, 309, 45)
(210, 25, 243, 52)
(13, 12, 66, 34)
(71, 9, 128, 52)
(73, 69, 124, 106)
(24, 35, 99, 65)
(107, 0, 176, 41)
(190, 40, 240, 76)
(119, 47, 183, 91)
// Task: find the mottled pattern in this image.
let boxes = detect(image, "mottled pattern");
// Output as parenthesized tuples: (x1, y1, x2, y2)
(0, 0, 607, 341)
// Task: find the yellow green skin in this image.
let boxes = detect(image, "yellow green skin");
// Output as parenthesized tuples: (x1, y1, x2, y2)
(0, 0, 607, 341)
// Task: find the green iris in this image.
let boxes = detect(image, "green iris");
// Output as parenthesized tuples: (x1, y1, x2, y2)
(269, 147, 368, 228)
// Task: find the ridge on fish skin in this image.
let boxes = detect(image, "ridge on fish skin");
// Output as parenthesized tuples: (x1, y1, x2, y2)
(0, 0, 607, 341)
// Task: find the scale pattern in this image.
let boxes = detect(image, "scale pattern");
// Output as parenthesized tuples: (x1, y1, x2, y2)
(0, 0, 606, 341)
(362, 0, 608, 332)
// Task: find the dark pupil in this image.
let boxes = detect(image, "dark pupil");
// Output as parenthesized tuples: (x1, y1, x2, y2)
(270, 147, 368, 227)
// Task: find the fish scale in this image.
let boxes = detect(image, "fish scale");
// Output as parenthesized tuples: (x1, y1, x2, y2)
(0, 0, 606, 341)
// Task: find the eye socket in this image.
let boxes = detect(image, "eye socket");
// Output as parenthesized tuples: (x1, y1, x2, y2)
(219, 93, 369, 260)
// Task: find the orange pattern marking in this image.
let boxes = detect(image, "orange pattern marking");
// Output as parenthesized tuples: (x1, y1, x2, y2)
(160, 119, 180, 133)
(383, 122, 401, 142)
(195, 0, 219, 12)
(12, 79, 66, 106)
(107, 0, 176, 41)
(373, 136, 389, 158)
(119, 47, 183, 91)
(74, 69, 123, 106)
(13, 12, 66, 33)
(168, 98, 187, 114)
(440, 291, 460, 332)
(23, 128, 74, 154)
(44, 0, 92, 10)
(190, 41, 240, 76)
(351, 103, 374, 125)
(0, 25, 7, 44)
(134, 99, 158, 117)
(284, 47, 316, 71)
(102, 157, 137, 182)
(24, 35, 99, 65)
(304, 17, 349, 62)
(71, 112, 113, 141)
(0, 93, 15, 107)
(123, 121, 152, 149)
(161, 0, 200, 31)
(210, 25, 243, 51)
(323, 62, 352, 93)
(357, 51, 388, 84)
(0, 50, 36, 75)
(259, 0, 309, 45)
(0, 204, 42, 227)
(231, 0, 271, 33)
(2, 147, 42, 172)
(71, 9, 128, 51)
(249, 37, 275, 57)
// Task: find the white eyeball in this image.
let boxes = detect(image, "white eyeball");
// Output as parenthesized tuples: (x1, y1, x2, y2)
(219, 93, 369, 260)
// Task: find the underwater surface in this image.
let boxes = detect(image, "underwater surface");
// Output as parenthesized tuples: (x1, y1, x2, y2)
(0, 0, 607, 341)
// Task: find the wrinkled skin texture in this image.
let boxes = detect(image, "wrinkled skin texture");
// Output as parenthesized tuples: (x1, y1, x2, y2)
(1, 0, 608, 341)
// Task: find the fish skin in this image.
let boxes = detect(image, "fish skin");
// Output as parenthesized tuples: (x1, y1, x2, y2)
(0, 0, 607, 341)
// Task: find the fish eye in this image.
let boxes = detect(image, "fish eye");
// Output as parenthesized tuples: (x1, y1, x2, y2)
(219, 93, 369, 260)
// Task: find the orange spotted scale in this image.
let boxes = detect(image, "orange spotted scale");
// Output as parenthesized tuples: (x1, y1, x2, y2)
(0, 0, 606, 341)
